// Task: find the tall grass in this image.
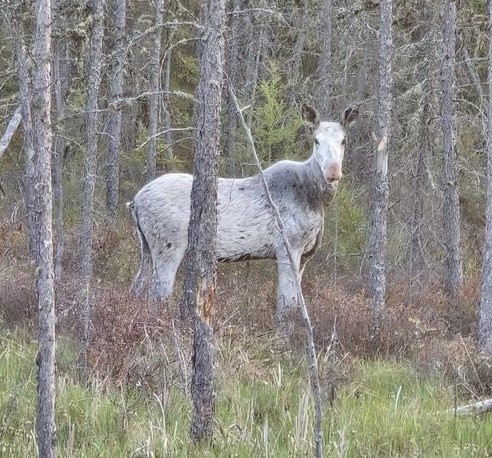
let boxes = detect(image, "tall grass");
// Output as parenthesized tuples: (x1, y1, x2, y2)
(1, 328, 492, 457)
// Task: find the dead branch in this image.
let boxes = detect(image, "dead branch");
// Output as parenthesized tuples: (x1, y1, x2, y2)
(0, 105, 22, 160)
(229, 86, 324, 458)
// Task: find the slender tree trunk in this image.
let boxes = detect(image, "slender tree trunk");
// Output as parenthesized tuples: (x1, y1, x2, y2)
(183, 0, 226, 442)
(162, 41, 173, 163)
(222, 0, 242, 176)
(478, 0, 492, 355)
(52, 31, 69, 281)
(409, 84, 430, 285)
(80, 0, 104, 374)
(441, 0, 463, 298)
(32, 0, 56, 456)
(368, 0, 392, 343)
(286, 0, 307, 105)
(147, 0, 164, 180)
(317, 0, 333, 118)
(106, 0, 126, 219)
(244, 6, 267, 128)
(13, 13, 39, 262)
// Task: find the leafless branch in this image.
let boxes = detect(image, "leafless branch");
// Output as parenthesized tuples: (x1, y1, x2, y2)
(0, 105, 22, 160)
(229, 85, 324, 458)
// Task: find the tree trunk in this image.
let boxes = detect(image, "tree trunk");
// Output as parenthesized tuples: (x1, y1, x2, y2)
(368, 0, 392, 343)
(441, 0, 463, 298)
(80, 0, 104, 374)
(478, 0, 492, 355)
(106, 0, 126, 219)
(409, 83, 430, 285)
(222, 0, 242, 176)
(13, 12, 39, 263)
(183, 0, 226, 442)
(147, 0, 164, 180)
(52, 26, 70, 281)
(32, 0, 56, 456)
(317, 0, 333, 118)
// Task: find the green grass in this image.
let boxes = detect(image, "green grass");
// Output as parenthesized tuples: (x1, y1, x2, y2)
(1, 330, 492, 457)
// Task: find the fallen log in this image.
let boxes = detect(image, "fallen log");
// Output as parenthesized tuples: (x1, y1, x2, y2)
(449, 399, 492, 416)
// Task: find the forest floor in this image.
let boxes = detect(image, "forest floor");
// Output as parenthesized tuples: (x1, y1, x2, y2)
(1, 220, 492, 456)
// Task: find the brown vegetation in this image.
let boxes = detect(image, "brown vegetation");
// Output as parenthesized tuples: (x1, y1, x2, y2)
(1, 221, 490, 397)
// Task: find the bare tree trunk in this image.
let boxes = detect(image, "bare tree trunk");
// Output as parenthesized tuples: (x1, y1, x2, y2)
(80, 0, 104, 374)
(183, 0, 226, 442)
(368, 0, 392, 344)
(441, 0, 463, 298)
(317, 0, 333, 118)
(244, 6, 267, 128)
(32, 0, 56, 456)
(52, 26, 70, 281)
(147, 0, 164, 180)
(478, 0, 492, 355)
(409, 84, 430, 285)
(12, 10, 39, 262)
(222, 0, 242, 175)
(162, 44, 173, 162)
(106, 0, 126, 219)
(286, 0, 307, 105)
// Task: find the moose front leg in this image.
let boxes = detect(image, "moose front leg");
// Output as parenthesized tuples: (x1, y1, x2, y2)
(275, 246, 303, 326)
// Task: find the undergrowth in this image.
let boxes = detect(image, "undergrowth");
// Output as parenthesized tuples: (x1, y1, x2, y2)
(1, 329, 492, 457)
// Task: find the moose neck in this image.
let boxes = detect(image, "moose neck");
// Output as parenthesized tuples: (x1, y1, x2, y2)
(304, 153, 339, 204)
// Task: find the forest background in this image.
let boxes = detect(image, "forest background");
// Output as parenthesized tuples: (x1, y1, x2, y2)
(1, 0, 492, 456)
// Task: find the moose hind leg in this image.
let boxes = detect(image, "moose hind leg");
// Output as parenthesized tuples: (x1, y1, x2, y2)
(131, 229, 152, 297)
(150, 243, 185, 300)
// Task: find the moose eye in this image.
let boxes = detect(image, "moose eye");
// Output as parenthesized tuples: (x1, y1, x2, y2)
(341, 138, 347, 147)
(314, 139, 320, 147)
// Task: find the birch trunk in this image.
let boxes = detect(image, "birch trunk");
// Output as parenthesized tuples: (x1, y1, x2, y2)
(441, 0, 463, 298)
(32, 0, 56, 455)
(184, 0, 226, 442)
(106, 0, 126, 219)
(478, 0, 492, 355)
(80, 0, 104, 373)
(368, 0, 392, 343)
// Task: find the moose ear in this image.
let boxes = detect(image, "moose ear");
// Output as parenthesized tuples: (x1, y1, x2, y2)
(342, 106, 359, 128)
(302, 104, 320, 131)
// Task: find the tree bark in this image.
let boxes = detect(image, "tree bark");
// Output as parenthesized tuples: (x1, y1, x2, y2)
(222, 0, 243, 176)
(52, 19, 70, 281)
(368, 0, 392, 343)
(106, 0, 126, 219)
(441, 0, 463, 298)
(479, 0, 492, 355)
(183, 0, 226, 443)
(12, 10, 39, 263)
(80, 0, 104, 374)
(147, 0, 164, 180)
(409, 83, 430, 285)
(32, 0, 56, 456)
(317, 0, 333, 118)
